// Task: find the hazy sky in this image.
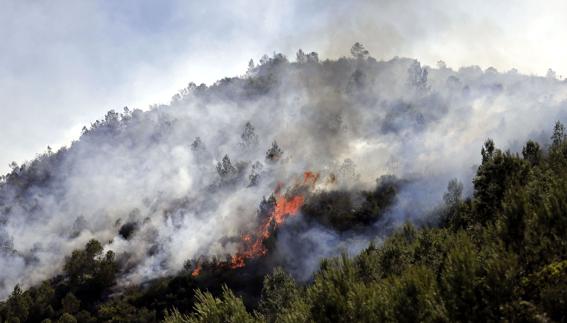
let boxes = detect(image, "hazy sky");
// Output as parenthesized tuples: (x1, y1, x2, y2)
(1, 0, 567, 174)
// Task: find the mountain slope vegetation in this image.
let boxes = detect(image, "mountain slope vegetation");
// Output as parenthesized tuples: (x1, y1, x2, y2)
(2, 123, 567, 322)
(1, 46, 567, 322)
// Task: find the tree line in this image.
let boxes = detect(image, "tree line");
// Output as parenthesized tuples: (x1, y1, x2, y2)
(2, 121, 567, 322)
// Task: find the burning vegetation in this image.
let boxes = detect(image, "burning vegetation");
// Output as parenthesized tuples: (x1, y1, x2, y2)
(192, 171, 318, 274)
(2, 45, 567, 322)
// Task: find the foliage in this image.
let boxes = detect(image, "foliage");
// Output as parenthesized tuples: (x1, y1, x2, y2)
(3, 122, 567, 322)
(302, 175, 402, 231)
(163, 287, 259, 323)
(257, 268, 301, 323)
(265, 141, 283, 162)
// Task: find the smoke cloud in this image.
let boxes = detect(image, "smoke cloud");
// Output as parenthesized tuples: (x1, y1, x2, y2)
(1, 50, 567, 298)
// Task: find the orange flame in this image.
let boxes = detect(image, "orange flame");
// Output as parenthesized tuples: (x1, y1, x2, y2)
(192, 171, 319, 275)
(229, 172, 317, 268)
(191, 263, 201, 277)
(229, 193, 304, 268)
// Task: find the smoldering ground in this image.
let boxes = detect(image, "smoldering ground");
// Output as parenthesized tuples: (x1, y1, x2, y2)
(1, 47, 567, 298)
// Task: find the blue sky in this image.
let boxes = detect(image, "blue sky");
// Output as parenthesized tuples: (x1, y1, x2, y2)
(1, 0, 567, 173)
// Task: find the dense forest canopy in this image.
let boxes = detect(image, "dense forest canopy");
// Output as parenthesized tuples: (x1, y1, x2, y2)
(1, 44, 567, 322)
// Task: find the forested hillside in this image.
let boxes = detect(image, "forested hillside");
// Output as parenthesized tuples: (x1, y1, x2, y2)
(1, 46, 567, 322)
(3, 128, 567, 322)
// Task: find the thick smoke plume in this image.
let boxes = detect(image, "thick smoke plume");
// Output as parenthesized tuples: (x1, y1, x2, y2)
(1, 46, 567, 298)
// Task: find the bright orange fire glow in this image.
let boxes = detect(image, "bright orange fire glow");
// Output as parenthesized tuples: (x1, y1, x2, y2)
(229, 172, 317, 268)
(191, 263, 201, 277)
(229, 193, 305, 268)
(192, 171, 319, 275)
(230, 193, 304, 268)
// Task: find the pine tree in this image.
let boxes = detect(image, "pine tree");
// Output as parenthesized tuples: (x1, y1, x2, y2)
(266, 141, 283, 162)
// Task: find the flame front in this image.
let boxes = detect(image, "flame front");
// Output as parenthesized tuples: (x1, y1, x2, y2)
(191, 263, 201, 277)
(229, 172, 317, 268)
(230, 193, 305, 268)
(191, 172, 318, 275)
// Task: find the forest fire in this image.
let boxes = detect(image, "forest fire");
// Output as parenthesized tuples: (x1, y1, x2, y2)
(191, 263, 201, 277)
(229, 192, 305, 268)
(192, 171, 319, 275)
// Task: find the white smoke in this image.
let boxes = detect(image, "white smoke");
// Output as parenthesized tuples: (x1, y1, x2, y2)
(1, 52, 566, 298)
